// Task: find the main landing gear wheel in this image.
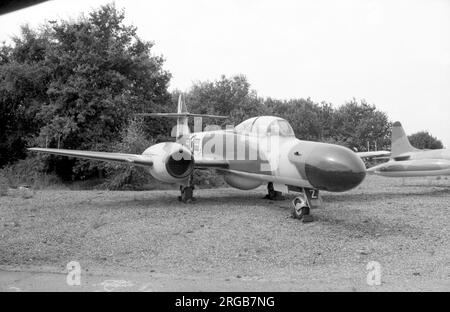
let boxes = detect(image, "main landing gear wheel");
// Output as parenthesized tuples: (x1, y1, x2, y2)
(291, 190, 314, 222)
(178, 185, 195, 203)
(264, 182, 285, 200)
(178, 174, 196, 203)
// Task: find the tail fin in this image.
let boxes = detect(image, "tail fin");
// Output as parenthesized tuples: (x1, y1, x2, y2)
(175, 95, 189, 139)
(391, 121, 418, 158)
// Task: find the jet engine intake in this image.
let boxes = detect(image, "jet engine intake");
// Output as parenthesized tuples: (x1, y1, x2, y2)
(143, 142, 194, 183)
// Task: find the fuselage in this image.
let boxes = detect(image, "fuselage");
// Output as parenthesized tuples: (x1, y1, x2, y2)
(367, 149, 450, 177)
(185, 116, 366, 192)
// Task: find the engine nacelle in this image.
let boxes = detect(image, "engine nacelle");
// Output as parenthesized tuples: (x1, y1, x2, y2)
(143, 142, 194, 184)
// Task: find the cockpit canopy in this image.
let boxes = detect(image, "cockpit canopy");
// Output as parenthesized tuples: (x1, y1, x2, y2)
(234, 116, 295, 137)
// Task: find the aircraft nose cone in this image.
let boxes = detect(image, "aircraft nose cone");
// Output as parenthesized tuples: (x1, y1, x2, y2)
(305, 144, 366, 192)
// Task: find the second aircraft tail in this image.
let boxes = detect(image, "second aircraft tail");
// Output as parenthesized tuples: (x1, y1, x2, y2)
(391, 121, 419, 158)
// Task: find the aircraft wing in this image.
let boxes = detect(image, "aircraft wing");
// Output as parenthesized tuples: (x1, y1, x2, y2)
(28, 148, 153, 167)
(29, 148, 232, 169)
(194, 159, 229, 169)
(356, 151, 391, 159)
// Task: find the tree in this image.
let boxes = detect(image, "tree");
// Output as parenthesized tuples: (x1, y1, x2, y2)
(0, 4, 172, 180)
(0, 25, 52, 166)
(186, 75, 267, 128)
(101, 118, 155, 190)
(317, 101, 335, 140)
(266, 97, 322, 141)
(332, 99, 391, 151)
(408, 131, 443, 149)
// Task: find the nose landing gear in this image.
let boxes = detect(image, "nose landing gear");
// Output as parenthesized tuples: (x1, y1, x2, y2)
(291, 188, 315, 222)
(264, 182, 285, 200)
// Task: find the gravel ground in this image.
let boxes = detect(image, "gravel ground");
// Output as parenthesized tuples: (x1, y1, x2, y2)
(0, 175, 449, 291)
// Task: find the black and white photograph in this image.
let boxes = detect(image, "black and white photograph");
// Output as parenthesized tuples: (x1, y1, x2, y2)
(0, 0, 449, 298)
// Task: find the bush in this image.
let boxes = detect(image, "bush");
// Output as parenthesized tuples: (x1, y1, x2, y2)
(0, 156, 62, 190)
(194, 169, 227, 188)
(101, 119, 157, 190)
(0, 174, 8, 196)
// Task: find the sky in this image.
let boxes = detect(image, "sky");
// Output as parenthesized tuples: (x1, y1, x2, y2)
(1, 0, 449, 147)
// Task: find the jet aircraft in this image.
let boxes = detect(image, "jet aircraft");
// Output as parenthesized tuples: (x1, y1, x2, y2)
(30, 96, 382, 222)
(367, 121, 450, 177)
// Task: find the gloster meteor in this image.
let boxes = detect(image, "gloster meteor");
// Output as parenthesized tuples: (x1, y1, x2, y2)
(30, 96, 382, 222)
(367, 121, 450, 177)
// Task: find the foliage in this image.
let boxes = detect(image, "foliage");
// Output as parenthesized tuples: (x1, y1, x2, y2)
(331, 99, 391, 151)
(193, 169, 226, 188)
(0, 26, 52, 166)
(0, 3, 172, 179)
(0, 174, 8, 196)
(186, 75, 268, 129)
(0, 156, 61, 189)
(266, 97, 322, 141)
(408, 131, 444, 149)
(101, 118, 156, 190)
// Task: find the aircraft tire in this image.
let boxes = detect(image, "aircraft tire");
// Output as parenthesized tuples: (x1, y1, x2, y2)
(291, 197, 310, 220)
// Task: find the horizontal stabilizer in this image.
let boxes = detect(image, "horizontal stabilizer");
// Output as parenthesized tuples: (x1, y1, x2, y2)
(137, 95, 227, 140)
(136, 112, 227, 119)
